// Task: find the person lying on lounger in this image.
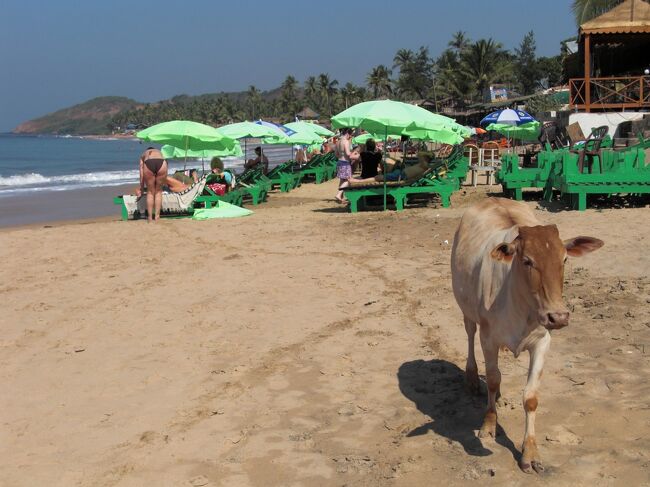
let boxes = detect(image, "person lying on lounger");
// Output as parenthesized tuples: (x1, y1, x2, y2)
(135, 176, 193, 197)
(352, 153, 431, 184)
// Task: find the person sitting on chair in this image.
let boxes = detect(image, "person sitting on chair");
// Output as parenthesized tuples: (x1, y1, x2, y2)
(210, 157, 236, 190)
(245, 146, 269, 173)
(359, 138, 382, 179)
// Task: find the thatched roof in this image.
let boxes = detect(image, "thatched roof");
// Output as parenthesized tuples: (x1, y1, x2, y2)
(296, 107, 319, 119)
(580, 0, 650, 35)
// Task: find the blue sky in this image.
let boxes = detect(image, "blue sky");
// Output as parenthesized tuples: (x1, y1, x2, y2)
(0, 0, 576, 132)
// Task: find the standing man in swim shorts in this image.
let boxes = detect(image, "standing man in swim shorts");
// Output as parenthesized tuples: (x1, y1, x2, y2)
(139, 147, 168, 222)
(335, 128, 358, 204)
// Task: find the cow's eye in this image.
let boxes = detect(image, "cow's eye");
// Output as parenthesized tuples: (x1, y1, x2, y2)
(522, 256, 533, 267)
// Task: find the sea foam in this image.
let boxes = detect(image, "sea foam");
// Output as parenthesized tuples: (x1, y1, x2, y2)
(0, 170, 140, 187)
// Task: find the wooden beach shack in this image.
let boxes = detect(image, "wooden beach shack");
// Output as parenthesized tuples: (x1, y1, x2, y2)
(570, 0, 650, 112)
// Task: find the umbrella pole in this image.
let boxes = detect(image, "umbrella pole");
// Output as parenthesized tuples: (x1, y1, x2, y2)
(184, 137, 188, 170)
(383, 126, 387, 211)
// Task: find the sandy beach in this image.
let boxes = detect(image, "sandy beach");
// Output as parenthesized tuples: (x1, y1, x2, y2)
(1, 181, 649, 486)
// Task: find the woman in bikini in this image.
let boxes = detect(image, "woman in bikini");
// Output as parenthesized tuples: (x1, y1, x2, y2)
(139, 147, 168, 222)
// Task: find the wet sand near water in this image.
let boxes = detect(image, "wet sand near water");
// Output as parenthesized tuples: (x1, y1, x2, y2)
(1, 181, 649, 486)
(0, 184, 133, 228)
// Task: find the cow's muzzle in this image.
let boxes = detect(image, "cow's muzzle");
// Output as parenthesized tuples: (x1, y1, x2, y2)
(545, 311, 570, 329)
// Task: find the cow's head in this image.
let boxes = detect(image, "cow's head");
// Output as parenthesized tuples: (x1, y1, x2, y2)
(490, 225, 603, 330)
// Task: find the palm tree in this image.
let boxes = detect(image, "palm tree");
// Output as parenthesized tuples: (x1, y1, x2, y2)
(340, 82, 361, 109)
(246, 85, 261, 120)
(572, 0, 623, 26)
(461, 39, 507, 100)
(318, 73, 339, 116)
(449, 31, 470, 53)
(393, 48, 414, 71)
(280, 75, 299, 117)
(366, 65, 393, 98)
(304, 76, 318, 109)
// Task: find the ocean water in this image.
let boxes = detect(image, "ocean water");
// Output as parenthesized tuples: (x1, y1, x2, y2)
(0, 134, 297, 226)
(0, 134, 295, 197)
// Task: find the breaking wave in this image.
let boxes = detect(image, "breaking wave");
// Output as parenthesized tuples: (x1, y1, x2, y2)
(0, 170, 140, 188)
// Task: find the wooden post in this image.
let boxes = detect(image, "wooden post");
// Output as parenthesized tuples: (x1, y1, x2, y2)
(584, 33, 591, 113)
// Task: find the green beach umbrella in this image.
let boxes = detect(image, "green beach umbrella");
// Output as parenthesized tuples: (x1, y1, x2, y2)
(283, 126, 324, 146)
(332, 100, 466, 210)
(161, 143, 243, 160)
(285, 121, 334, 137)
(217, 121, 290, 143)
(486, 121, 541, 142)
(331, 99, 459, 135)
(217, 121, 290, 164)
(137, 120, 237, 153)
(354, 127, 463, 145)
(353, 132, 400, 144)
(401, 126, 465, 145)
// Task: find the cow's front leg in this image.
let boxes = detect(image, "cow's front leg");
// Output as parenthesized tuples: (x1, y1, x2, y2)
(464, 316, 480, 395)
(520, 332, 551, 474)
(478, 333, 500, 438)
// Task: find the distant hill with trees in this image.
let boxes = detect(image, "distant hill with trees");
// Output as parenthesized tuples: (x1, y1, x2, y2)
(13, 97, 141, 135)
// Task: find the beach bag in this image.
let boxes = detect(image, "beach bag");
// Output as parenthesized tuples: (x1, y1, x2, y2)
(207, 183, 227, 196)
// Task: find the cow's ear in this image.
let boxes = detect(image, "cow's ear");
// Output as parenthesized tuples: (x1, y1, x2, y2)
(490, 241, 517, 263)
(564, 236, 604, 257)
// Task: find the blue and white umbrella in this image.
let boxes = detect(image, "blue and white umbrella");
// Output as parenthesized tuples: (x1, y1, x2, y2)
(255, 120, 296, 137)
(480, 108, 535, 126)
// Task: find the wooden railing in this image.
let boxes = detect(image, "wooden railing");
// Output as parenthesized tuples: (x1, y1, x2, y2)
(569, 76, 650, 111)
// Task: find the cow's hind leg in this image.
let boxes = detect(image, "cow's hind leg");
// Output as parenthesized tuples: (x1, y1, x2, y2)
(478, 332, 500, 438)
(464, 316, 480, 395)
(520, 332, 551, 474)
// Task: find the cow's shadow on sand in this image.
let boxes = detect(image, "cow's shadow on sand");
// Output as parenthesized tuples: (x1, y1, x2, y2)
(397, 359, 520, 462)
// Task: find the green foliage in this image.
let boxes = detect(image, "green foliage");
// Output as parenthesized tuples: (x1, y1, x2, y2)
(393, 47, 435, 100)
(514, 31, 541, 95)
(537, 55, 565, 87)
(526, 93, 563, 113)
(366, 65, 393, 98)
(461, 38, 513, 99)
(14, 96, 139, 135)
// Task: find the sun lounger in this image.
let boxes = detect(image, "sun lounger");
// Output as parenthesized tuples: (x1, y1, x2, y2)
(233, 168, 271, 204)
(296, 154, 334, 184)
(343, 151, 468, 212)
(266, 161, 303, 192)
(114, 176, 212, 220)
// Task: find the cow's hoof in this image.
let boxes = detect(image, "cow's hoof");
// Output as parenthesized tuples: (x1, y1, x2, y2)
(519, 459, 544, 474)
(478, 420, 496, 438)
(478, 411, 497, 438)
(478, 425, 495, 438)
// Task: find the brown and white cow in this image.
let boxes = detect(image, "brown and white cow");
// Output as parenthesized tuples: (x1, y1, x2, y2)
(450, 198, 603, 474)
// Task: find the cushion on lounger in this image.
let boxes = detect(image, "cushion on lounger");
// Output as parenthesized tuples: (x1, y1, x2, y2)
(122, 176, 208, 218)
